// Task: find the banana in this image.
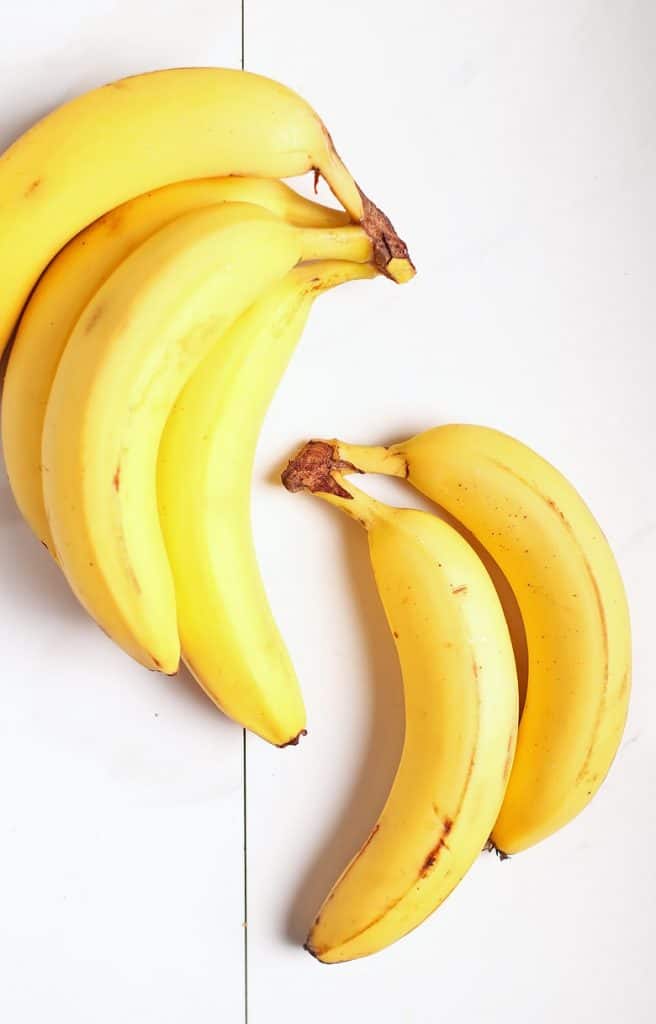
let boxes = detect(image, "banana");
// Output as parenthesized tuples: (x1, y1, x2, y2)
(0, 66, 414, 353)
(329, 426, 632, 854)
(158, 261, 377, 746)
(282, 441, 518, 962)
(42, 202, 360, 673)
(2, 176, 368, 552)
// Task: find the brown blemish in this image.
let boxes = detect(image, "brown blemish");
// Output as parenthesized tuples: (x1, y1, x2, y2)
(278, 728, 308, 748)
(113, 465, 121, 492)
(313, 168, 320, 194)
(281, 440, 359, 500)
(84, 305, 104, 333)
(452, 584, 468, 595)
(316, 755, 478, 954)
(546, 497, 567, 523)
(104, 209, 124, 234)
(24, 178, 42, 196)
(357, 186, 414, 278)
(420, 845, 443, 876)
(393, 631, 399, 639)
(419, 818, 454, 878)
(151, 655, 162, 670)
(471, 656, 479, 679)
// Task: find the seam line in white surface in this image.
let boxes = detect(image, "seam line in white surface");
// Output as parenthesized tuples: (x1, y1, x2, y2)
(240, 13, 249, 1023)
(242, 727, 249, 1024)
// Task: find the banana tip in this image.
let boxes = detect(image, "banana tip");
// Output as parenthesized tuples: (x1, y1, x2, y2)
(278, 728, 308, 748)
(485, 838, 511, 861)
(357, 186, 415, 283)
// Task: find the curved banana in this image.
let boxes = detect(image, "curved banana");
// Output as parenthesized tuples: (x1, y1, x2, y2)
(42, 202, 350, 673)
(281, 441, 518, 962)
(158, 261, 377, 746)
(330, 426, 632, 854)
(2, 176, 367, 552)
(0, 66, 414, 352)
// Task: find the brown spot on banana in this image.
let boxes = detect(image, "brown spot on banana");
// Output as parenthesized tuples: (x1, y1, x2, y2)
(84, 305, 104, 333)
(419, 818, 454, 878)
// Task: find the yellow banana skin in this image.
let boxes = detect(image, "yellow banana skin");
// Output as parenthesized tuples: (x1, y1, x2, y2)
(41, 202, 313, 673)
(282, 443, 518, 961)
(158, 261, 377, 746)
(333, 426, 632, 854)
(0, 66, 414, 351)
(2, 176, 367, 552)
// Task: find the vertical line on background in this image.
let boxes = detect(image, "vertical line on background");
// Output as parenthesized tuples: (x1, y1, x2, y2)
(242, 728, 248, 1024)
(240, 9, 248, 1022)
(240, 0, 245, 72)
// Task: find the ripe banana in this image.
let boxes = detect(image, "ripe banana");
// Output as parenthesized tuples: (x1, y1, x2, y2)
(282, 441, 518, 962)
(158, 261, 377, 746)
(2, 176, 369, 552)
(42, 202, 354, 674)
(329, 426, 632, 854)
(0, 66, 414, 353)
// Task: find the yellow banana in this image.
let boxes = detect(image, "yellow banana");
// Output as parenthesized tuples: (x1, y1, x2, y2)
(158, 261, 377, 746)
(42, 202, 354, 674)
(282, 441, 518, 961)
(330, 426, 632, 854)
(0, 66, 414, 353)
(2, 176, 368, 552)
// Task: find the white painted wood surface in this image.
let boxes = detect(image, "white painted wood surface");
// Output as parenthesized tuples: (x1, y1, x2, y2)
(0, 5, 245, 1023)
(1, 3, 654, 1021)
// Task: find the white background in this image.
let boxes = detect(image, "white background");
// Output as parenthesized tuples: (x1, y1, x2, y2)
(1, 2, 654, 1021)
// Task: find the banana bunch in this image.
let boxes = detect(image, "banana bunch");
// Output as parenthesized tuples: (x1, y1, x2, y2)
(1, 65, 630, 965)
(283, 427, 631, 961)
(0, 68, 413, 746)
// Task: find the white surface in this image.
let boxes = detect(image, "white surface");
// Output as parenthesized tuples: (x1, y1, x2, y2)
(0, 5, 245, 1023)
(1, 2, 655, 1022)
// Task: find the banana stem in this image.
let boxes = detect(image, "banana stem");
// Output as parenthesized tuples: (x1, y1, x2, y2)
(282, 440, 387, 529)
(299, 225, 373, 264)
(318, 134, 415, 284)
(330, 441, 408, 479)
